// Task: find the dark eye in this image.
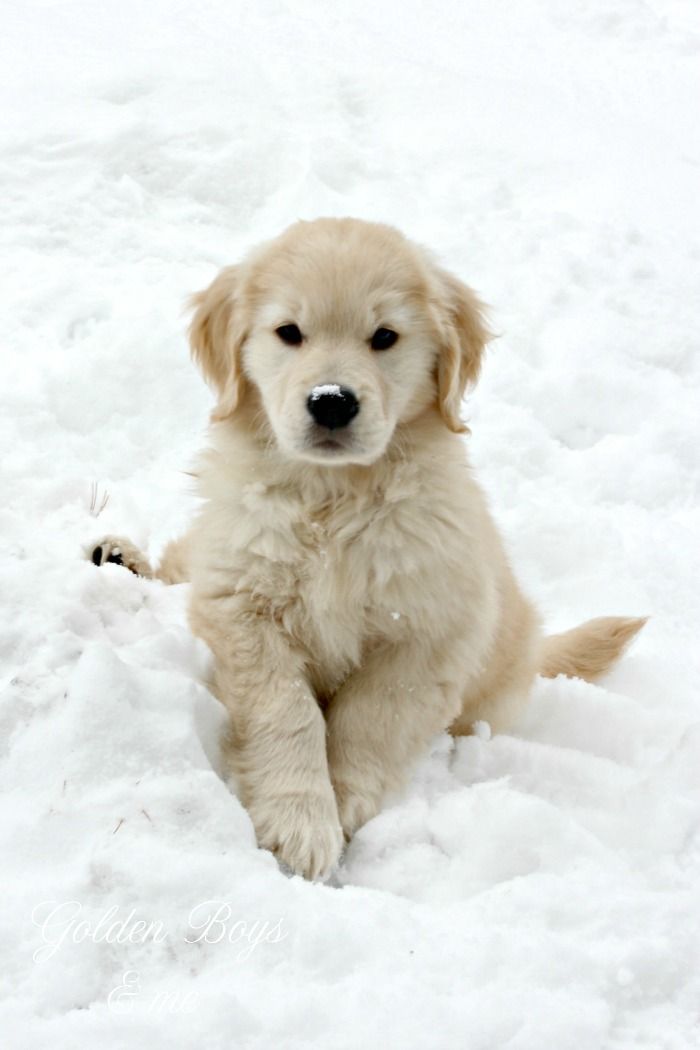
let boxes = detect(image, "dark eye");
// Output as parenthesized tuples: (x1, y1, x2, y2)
(370, 328, 398, 351)
(276, 324, 303, 346)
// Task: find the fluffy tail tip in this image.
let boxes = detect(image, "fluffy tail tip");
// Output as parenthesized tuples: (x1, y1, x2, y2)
(540, 615, 648, 683)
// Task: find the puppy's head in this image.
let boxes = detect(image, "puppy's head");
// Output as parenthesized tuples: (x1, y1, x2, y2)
(189, 218, 492, 465)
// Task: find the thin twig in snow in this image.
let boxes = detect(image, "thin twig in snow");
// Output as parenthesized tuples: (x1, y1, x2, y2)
(89, 481, 110, 517)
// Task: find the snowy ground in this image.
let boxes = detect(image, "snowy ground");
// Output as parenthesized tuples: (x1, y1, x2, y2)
(2, 1, 700, 1046)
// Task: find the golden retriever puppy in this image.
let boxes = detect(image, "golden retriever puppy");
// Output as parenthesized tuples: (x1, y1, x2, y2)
(91, 218, 645, 880)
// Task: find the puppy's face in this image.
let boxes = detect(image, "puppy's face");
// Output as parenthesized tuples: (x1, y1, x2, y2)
(189, 219, 491, 466)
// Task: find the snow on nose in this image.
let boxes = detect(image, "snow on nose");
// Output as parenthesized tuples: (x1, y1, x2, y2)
(306, 385, 360, 429)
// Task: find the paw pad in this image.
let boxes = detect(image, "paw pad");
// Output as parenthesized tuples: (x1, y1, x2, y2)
(87, 537, 152, 577)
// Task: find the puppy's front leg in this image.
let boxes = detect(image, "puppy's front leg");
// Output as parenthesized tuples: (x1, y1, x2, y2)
(326, 643, 462, 839)
(192, 596, 343, 880)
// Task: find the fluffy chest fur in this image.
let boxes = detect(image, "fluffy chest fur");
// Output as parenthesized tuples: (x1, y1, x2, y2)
(190, 416, 500, 694)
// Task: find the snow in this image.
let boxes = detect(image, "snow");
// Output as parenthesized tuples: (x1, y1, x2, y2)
(2, 0, 699, 1047)
(309, 384, 343, 399)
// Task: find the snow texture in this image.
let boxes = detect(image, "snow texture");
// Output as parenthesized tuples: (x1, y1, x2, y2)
(310, 384, 343, 399)
(2, 1, 700, 1047)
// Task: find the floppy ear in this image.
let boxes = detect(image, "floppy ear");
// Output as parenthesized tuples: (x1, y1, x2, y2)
(434, 268, 493, 433)
(188, 265, 247, 421)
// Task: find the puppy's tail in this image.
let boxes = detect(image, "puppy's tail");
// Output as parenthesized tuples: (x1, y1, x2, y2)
(539, 616, 647, 682)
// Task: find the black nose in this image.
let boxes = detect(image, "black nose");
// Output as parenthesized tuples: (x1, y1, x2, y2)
(306, 385, 360, 430)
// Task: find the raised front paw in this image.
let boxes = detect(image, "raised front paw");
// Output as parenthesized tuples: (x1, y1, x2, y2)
(249, 788, 343, 881)
(87, 535, 153, 577)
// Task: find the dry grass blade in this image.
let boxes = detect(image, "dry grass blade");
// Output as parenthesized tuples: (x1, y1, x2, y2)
(89, 481, 110, 517)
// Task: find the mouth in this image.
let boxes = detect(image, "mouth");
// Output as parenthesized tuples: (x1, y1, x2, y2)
(312, 437, 348, 452)
(295, 427, 369, 464)
(306, 423, 358, 454)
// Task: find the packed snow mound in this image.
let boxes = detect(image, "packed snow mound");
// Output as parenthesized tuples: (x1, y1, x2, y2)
(2, 0, 699, 1047)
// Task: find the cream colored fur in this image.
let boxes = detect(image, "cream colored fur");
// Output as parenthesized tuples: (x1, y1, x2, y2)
(90, 218, 645, 880)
